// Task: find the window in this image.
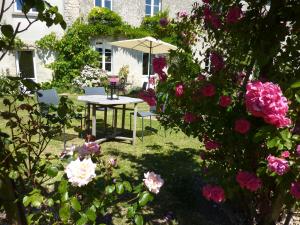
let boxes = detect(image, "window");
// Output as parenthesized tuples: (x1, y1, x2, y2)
(143, 53, 154, 75)
(96, 42, 112, 72)
(16, 51, 35, 79)
(15, 0, 37, 12)
(145, 0, 161, 16)
(95, 0, 112, 10)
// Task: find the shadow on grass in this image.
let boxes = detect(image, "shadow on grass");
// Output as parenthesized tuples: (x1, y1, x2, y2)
(106, 143, 232, 225)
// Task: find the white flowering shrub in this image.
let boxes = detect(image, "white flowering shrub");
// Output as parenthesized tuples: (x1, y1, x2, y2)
(73, 65, 109, 88)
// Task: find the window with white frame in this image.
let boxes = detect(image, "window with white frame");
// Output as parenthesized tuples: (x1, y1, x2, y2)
(15, 0, 37, 12)
(16, 50, 36, 79)
(95, 42, 112, 73)
(95, 0, 112, 10)
(145, 0, 161, 16)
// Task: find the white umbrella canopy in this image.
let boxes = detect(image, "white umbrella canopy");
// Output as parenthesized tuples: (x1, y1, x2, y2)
(109, 36, 177, 84)
(109, 36, 177, 54)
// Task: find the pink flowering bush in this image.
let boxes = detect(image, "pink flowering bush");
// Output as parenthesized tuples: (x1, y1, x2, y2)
(156, 1, 300, 224)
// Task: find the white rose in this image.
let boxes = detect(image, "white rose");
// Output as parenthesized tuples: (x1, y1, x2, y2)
(65, 158, 96, 187)
(143, 172, 164, 194)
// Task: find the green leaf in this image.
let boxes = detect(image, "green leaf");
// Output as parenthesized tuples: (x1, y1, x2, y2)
(295, 94, 300, 103)
(59, 203, 71, 222)
(134, 215, 144, 225)
(9, 170, 19, 180)
(267, 137, 281, 148)
(138, 191, 153, 207)
(76, 214, 88, 225)
(47, 166, 58, 177)
(116, 182, 124, 195)
(127, 205, 136, 218)
(1, 25, 14, 38)
(105, 185, 115, 194)
(61, 192, 69, 202)
(86, 206, 96, 221)
(93, 199, 101, 208)
(26, 214, 34, 225)
(58, 179, 68, 193)
(291, 81, 300, 89)
(47, 198, 54, 207)
(280, 129, 291, 141)
(71, 197, 81, 212)
(253, 126, 273, 143)
(123, 181, 132, 192)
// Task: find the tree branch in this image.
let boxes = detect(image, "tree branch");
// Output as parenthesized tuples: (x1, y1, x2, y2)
(0, 0, 6, 22)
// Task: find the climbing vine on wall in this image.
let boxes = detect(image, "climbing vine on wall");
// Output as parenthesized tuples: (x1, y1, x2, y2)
(36, 7, 174, 87)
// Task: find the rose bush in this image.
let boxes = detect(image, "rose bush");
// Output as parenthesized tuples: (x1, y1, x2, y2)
(156, 1, 300, 224)
(0, 78, 163, 225)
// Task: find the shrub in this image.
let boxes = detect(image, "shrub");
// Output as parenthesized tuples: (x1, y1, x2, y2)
(88, 7, 122, 27)
(73, 65, 109, 88)
(156, 1, 300, 224)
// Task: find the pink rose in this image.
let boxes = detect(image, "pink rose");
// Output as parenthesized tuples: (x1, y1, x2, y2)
(175, 83, 184, 97)
(177, 10, 188, 18)
(245, 81, 291, 128)
(108, 157, 117, 167)
(210, 52, 224, 71)
(143, 171, 164, 194)
(281, 151, 290, 158)
(138, 88, 157, 106)
(291, 182, 300, 199)
(79, 142, 101, 156)
(267, 155, 289, 176)
(203, 6, 212, 22)
(226, 6, 243, 24)
(210, 14, 222, 29)
(236, 171, 262, 192)
(204, 139, 220, 150)
(234, 119, 251, 134)
(202, 184, 225, 203)
(219, 96, 232, 107)
(152, 57, 168, 82)
(183, 112, 197, 123)
(201, 84, 216, 97)
(203, 0, 209, 3)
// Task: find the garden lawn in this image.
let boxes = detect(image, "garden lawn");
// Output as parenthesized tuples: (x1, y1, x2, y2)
(0, 94, 231, 225)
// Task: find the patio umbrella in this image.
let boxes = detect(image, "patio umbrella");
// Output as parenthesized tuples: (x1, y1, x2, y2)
(109, 36, 177, 82)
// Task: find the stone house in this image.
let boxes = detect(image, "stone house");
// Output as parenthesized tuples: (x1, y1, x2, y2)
(0, 0, 196, 87)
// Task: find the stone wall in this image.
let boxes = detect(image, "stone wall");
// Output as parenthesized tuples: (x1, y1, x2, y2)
(162, 0, 196, 18)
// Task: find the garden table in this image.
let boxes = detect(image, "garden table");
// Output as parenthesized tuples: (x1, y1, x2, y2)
(77, 95, 144, 145)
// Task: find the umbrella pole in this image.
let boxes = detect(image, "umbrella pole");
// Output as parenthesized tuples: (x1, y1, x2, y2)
(147, 41, 152, 89)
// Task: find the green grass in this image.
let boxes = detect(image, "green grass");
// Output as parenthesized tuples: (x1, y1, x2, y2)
(0, 94, 231, 225)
